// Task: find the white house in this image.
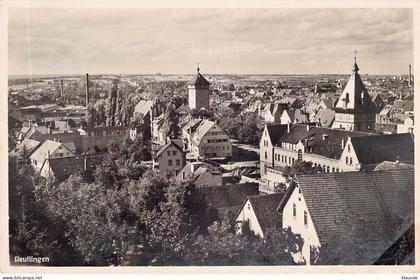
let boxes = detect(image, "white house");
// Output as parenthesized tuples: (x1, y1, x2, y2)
(190, 119, 231, 159)
(280, 169, 414, 264)
(153, 139, 186, 176)
(30, 140, 75, 171)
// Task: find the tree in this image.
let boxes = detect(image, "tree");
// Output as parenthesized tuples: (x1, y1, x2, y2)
(162, 101, 180, 139)
(105, 79, 118, 126)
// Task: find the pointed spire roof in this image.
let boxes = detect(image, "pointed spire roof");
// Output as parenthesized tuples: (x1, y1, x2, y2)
(334, 60, 376, 113)
(188, 65, 210, 87)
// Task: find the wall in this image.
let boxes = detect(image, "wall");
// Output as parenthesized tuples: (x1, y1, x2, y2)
(282, 186, 320, 264)
(235, 199, 264, 237)
(188, 85, 209, 110)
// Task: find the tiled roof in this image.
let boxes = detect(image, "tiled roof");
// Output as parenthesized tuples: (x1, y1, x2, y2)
(265, 124, 288, 144)
(247, 193, 285, 235)
(351, 133, 414, 166)
(272, 124, 371, 159)
(195, 183, 259, 217)
(193, 119, 217, 141)
(155, 139, 184, 157)
(16, 138, 41, 154)
(46, 154, 104, 183)
(296, 169, 414, 264)
(188, 72, 210, 87)
(30, 140, 65, 163)
(312, 109, 335, 128)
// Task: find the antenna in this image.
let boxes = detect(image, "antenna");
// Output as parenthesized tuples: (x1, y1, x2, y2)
(354, 50, 357, 64)
(197, 62, 200, 73)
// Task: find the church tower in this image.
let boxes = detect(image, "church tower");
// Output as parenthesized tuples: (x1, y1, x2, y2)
(188, 65, 210, 110)
(332, 56, 376, 132)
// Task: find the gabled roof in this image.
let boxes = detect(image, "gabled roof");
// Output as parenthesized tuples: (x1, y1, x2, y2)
(16, 138, 41, 154)
(334, 62, 376, 113)
(30, 140, 70, 163)
(265, 124, 288, 144)
(247, 192, 285, 235)
(193, 120, 219, 141)
(296, 169, 414, 264)
(134, 100, 154, 116)
(313, 109, 335, 128)
(155, 139, 184, 157)
(195, 183, 259, 217)
(351, 133, 414, 166)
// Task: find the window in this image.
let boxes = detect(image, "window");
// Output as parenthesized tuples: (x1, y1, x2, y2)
(332, 167, 335, 173)
(346, 156, 348, 164)
(304, 211, 308, 226)
(336, 168, 339, 172)
(247, 203, 251, 210)
(176, 159, 180, 166)
(292, 158, 295, 164)
(173, 151, 177, 156)
(293, 203, 296, 217)
(167, 151, 171, 156)
(327, 166, 330, 173)
(168, 160, 172, 166)
(350, 157, 353, 165)
(265, 151, 267, 159)
(298, 149, 303, 161)
(347, 144, 351, 152)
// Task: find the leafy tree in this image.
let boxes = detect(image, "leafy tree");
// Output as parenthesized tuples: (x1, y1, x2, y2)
(162, 101, 180, 139)
(105, 79, 118, 126)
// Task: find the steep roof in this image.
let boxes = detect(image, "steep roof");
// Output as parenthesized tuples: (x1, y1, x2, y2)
(265, 124, 288, 144)
(134, 100, 154, 116)
(155, 139, 184, 157)
(313, 109, 335, 128)
(296, 169, 414, 264)
(334, 62, 376, 113)
(16, 138, 41, 154)
(195, 183, 259, 218)
(188, 69, 210, 87)
(30, 140, 65, 163)
(351, 133, 414, 166)
(193, 119, 218, 141)
(247, 192, 285, 235)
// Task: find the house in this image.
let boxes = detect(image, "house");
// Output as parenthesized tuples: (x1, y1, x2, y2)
(280, 109, 309, 124)
(176, 161, 223, 187)
(280, 169, 414, 264)
(259, 124, 372, 182)
(30, 140, 75, 171)
(190, 119, 232, 159)
(261, 103, 287, 123)
(340, 133, 414, 171)
(131, 97, 165, 140)
(311, 109, 335, 128)
(39, 153, 104, 182)
(397, 115, 414, 134)
(194, 183, 259, 219)
(153, 139, 186, 176)
(235, 192, 285, 238)
(14, 138, 41, 155)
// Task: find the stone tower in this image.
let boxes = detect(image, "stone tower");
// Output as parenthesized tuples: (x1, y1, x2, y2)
(332, 58, 376, 132)
(188, 65, 210, 110)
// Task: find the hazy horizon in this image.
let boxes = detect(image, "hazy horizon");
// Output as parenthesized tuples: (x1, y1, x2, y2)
(8, 8, 413, 76)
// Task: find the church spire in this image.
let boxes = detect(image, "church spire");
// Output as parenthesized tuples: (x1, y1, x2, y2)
(353, 50, 359, 73)
(197, 62, 200, 74)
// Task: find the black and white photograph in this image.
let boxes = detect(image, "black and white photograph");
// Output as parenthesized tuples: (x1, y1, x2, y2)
(1, 0, 418, 275)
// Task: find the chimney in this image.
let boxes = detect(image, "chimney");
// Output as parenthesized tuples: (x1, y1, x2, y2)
(409, 65, 412, 87)
(287, 123, 290, 133)
(60, 79, 64, 98)
(322, 133, 328, 140)
(85, 73, 90, 109)
(341, 138, 345, 149)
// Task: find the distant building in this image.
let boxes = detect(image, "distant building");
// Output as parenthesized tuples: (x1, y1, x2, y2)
(280, 109, 309, 124)
(188, 66, 210, 110)
(332, 59, 376, 132)
(153, 139, 186, 176)
(397, 115, 414, 134)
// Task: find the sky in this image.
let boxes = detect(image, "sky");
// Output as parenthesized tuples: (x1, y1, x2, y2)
(8, 8, 413, 75)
